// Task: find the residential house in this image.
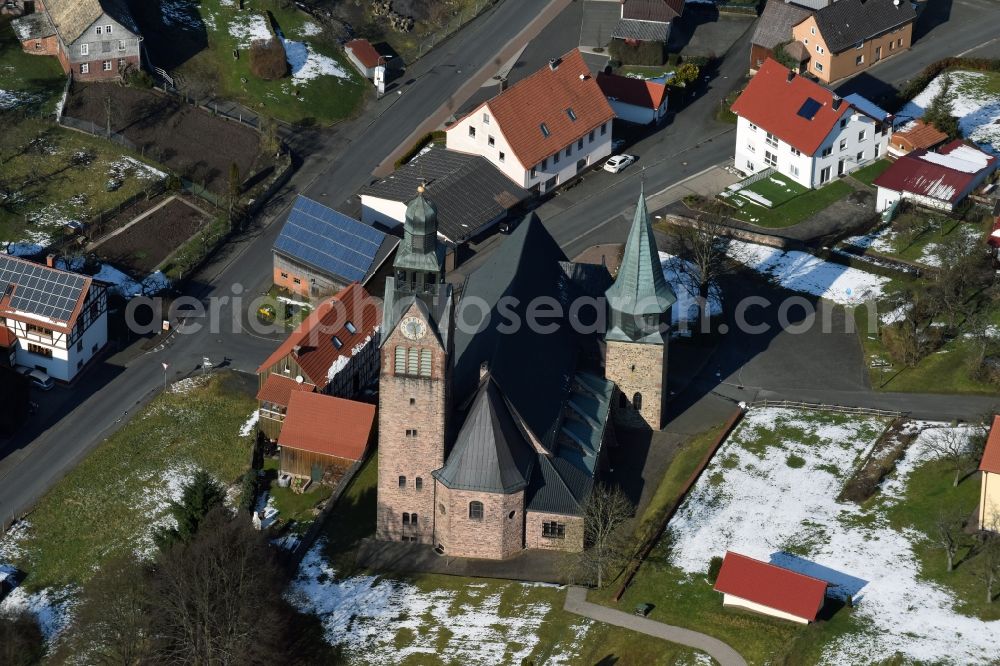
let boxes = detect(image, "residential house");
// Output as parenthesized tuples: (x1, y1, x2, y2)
(10, 0, 141, 81)
(980, 416, 1000, 531)
(732, 59, 891, 188)
(0, 254, 108, 382)
(791, 0, 916, 84)
(873, 140, 999, 212)
(345, 38, 381, 80)
(612, 0, 684, 46)
(888, 119, 949, 158)
(596, 71, 669, 125)
(256, 282, 380, 441)
(272, 195, 399, 300)
(376, 184, 672, 559)
(278, 392, 375, 482)
(714, 551, 829, 624)
(446, 49, 616, 194)
(749, 0, 812, 75)
(360, 148, 530, 267)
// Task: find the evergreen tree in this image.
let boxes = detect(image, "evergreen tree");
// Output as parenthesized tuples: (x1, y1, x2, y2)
(153, 469, 225, 551)
(922, 72, 961, 139)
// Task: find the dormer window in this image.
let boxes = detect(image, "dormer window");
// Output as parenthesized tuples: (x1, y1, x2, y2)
(332, 335, 343, 349)
(540, 123, 551, 138)
(566, 108, 577, 121)
(345, 321, 357, 334)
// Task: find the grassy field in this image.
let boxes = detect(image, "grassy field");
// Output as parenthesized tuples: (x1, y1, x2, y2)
(5, 372, 256, 589)
(850, 159, 891, 187)
(0, 17, 64, 108)
(727, 179, 853, 229)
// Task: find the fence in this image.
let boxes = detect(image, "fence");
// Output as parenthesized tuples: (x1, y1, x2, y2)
(59, 114, 139, 152)
(748, 399, 903, 419)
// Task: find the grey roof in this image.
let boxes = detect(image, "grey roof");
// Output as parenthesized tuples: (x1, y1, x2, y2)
(751, 1, 812, 49)
(559, 261, 613, 299)
(362, 149, 530, 243)
(622, 0, 684, 22)
(433, 378, 535, 493)
(11, 13, 56, 41)
(812, 0, 916, 53)
(605, 189, 676, 343)
(611, 19, 670, 42)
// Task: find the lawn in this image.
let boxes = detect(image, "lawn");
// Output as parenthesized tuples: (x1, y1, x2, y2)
(616, 64, 677, 80)
(850, 159, 891, 187)
(844, 207, 989, 267)
(131, 0, 365, 125)
(290, 452, 713, 665)
(0, 17, 65, 109)
(0, 372, 257, 589)
(726, 179, 853, 229)
(733, 172, 808, 208)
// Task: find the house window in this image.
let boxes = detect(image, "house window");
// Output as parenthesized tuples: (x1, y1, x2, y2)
(890, 41, 895, 50)
(483, 112, 489, 124)
(405, 429, 417, 437)
(791, 147, 801, 156)
(858, 130, 866, 142)
(578, 138, 584, 150)
(633, 392, 642, 410)
(415, 477, 423, 491)
(80, 63, 89, 74)
(28, 343, 52, 358)
(118, 40, 126, 51)
(27, 323, 51, 337)
(399, 476, 406, 488)
(103, 60, 112, 71)
(810, 26, 816, 35)
(468, 126, 476, 138)
(508, 510, 516, 519)
(820, 166, 831, 183)
(488, 135, 495, 147)
(764, 150, 777, 167)
(790, 165, 800, 177)
(96, 26, 102, 35)
(566, 107, 577, 121)
(469, 501, 484, 521)
(875, 143, 881, 157)
(402, 512, 410, 525)
(499, 151, 505, 163)
(332, 335, 342, 349)
(542, 521, 565, 539)
(409, 398, 415, 405)
(855, 41, 864, 50)
(804, 39, 808, 45)
(106, 25, 112, 33)
(748, 122, 757, 131)
(530, 166, 536, 178)
(897, 38, 902, 47)
(746, 160, 754, 170)
(77, 340, 83, 352)
(839, 138, 847, 151)
(589, 130, 595, 142)
(553, 151, 560, 164)
(815, 62, 824, 73)
(857, 150, 864, 162)
(541, 158, 547, 170)
(565, 146, 571, 158)
(855, 55, 864, 66)
(540, 123, 550, 138)
(34, 40, 41, 49)
(747, 143, 755, 153)
(840, 118, 847, 128)
(765, 131, 778, 148)
(821, 146, 832, 157)
(345, 321, 357, 334)
(81, 43, 89, 56)
(292, 277, 301, 284)
(280, 271, 289, 279)
(600, 122, 607, 136)
(815, 45, 824, 54)
(411, 512, 418, 525)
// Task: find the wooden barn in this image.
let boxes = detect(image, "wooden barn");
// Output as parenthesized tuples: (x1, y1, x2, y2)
(278, 392, 376, 482)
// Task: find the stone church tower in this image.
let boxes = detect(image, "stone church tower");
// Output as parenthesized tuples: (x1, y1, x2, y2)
(604, 189, 676, 430)
(376, 187, 453, 545)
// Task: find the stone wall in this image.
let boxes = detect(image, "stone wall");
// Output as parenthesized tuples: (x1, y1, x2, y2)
(525, 510, 584, 552)
(435, 484, 524, 559)
(605, 338, 667, 430)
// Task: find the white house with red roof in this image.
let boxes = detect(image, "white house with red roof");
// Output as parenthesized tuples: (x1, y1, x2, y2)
(0, 254, 108, 382)
(732, 58, 890, 189)
(596, 71, 668, 125)
(345, 38, 381, 80)
(446, 49, 616, 194)
(873, 140, 999, 213)
(979, 415, 1000, 532)
(714, 551, 829, 624)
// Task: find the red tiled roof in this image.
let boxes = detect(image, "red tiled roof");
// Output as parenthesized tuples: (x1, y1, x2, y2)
(714, 551, 828, 621)
(278, 392, 375, 460)
(346, 39, 381, 69)
(462, 49, 615, 170)
(731, 58, 853, 155)
(980, 415, 1000, 474)
(622, 0, 684, 22)
(256, 373, 316, 407)
(0, 325, 15, 348)
(892, 120, 948, 153)
(256, 283, 380, 390)
(874, 140, 998, 205)
(596, 72, 668, 111)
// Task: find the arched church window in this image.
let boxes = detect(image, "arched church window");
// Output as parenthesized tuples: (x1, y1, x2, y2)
(415, 477, 423, 490)
(398, 475, 406, 489)
(633, 392, 642, 410)
(469, 501, 484, 521)
(402, 512, 410, 525)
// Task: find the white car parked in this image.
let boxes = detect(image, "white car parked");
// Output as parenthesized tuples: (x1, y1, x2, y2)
(603, 154, 636, 174)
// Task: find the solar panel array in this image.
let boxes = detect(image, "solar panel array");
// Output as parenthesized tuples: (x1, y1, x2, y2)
(797, 98, 822, 121)
(274, 197, 386, 283)
(0, 256, 87, 323)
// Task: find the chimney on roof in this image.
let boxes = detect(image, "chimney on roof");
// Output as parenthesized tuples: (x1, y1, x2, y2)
(549, 57, 560, 71)
(46, 254, 56, 268)
(832, 96, 843, 110)
(786, 70, 795, 83)
(292, 345, 302, 357)
(499, 75, 508, 92)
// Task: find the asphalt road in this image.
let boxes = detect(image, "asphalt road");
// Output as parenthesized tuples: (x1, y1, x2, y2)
(4, 0, 1000, 527)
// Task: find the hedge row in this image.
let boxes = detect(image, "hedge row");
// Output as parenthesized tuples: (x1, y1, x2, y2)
(394, 130, 447, 169)
(893, 57, 1000, 112)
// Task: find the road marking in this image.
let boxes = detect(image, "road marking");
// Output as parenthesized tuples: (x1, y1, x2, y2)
(957, 36, 1000, 57)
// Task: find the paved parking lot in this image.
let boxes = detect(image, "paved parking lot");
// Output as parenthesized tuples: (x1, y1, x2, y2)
(668, 7, 755, 58)
(579, 0, 621, 48)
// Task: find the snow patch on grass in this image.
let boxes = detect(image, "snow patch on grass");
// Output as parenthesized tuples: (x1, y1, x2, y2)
(132, 463, 197, 559)
(168, 375, 211, 395)
(899, 70, 1000, 151)
(229, 12, 272, 48)
(297, 21, 322, 37)
(239, 410, 259, 437)
(283, 39, 350, 82)
(0, 585, 78, 645)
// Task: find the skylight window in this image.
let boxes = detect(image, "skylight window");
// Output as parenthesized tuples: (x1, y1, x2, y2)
(796, 98, 822, 120)
(345, 321, 357, 334)
(566, 108, 577, 121)
(540, 123, 551, 138)
(332, 335, 343, 349)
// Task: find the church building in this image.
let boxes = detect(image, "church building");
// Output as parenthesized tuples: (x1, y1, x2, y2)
(375, 183, 673, 559)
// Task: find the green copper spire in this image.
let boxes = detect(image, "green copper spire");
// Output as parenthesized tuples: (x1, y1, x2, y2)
(394, 184, 446, 275)
(605, 186, 676, 343)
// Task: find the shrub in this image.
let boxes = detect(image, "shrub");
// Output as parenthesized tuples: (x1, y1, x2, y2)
(609, 38, 664, 67)
(786, 453, 806, 468)
(239, 471, 260, 513)
(394, 130, 447, 168)
(249, 38, 288, 80)
(707, 555, 724, 583)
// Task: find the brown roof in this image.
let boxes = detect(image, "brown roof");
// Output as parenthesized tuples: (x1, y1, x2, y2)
(622, 0, 684, 22)
(596, 72, 668, 110)
(278, 392, 375, 461)
(256, 373, 316, 407)
(714, 551, 828, 621)
(0, 325, 15, 349)
(892, 120, 949, 153)
(980, 415, 1000, 474)
(463, 49, 615, 170)
(346, 38, 381, 69)
(44, 0, 136, 44)
(784, 40, 810, 62)
(256, 283, 381, 390)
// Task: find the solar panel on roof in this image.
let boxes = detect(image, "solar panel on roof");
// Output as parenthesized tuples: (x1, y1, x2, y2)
(797, 98, 822, 120)
(0, 255, 86, 323)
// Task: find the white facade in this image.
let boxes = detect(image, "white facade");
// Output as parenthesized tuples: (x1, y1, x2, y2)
(360, 195, 406, 232)
(446, 109, 613, 193)
(607, 97, 667, 125)
(345, 49, 376, 79)
(734, 110, 890, 189)
(721, 593, 815, 624)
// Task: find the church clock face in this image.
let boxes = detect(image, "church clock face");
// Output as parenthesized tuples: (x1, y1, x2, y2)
(401, 316, 427, 341)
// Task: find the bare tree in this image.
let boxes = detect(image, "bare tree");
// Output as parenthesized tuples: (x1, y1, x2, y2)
(580, 483, 635, 588)
(933, 510, 967, 572)
(0, 611, 44, 666)
(671, 202, 730, 306)
(925, 427, 979, 487)
(974, 517, 1000, 604)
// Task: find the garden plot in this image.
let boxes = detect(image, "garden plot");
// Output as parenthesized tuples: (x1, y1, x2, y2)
(725, 239, 889, 304)
(666, 407, 999, 665)
(898, 70, 1000, 152)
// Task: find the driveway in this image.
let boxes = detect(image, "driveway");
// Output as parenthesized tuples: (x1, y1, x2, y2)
(668, 6, 755, 59)
(580, 0, 621, 49)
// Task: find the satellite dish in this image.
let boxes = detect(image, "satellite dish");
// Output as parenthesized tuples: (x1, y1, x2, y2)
(295, 375, 304, 384)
